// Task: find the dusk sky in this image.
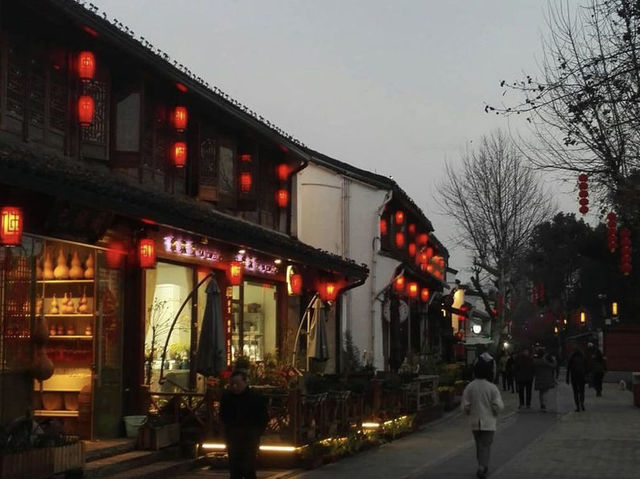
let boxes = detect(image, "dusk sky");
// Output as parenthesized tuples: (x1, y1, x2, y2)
(91, 0, 578, 278)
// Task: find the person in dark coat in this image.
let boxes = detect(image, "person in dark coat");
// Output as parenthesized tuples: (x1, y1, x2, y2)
(220, 370, 269, 479)
(533, 348, 557, 411)
(566, 349, 587, 411)
(505, 353, 515, 393)
(588, 348, 607, 397)
(513, 349, 534, 409)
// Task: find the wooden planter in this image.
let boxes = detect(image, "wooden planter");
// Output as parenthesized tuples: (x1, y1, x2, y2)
(139, 422, 181, 450)
(0, 441, 84, 479)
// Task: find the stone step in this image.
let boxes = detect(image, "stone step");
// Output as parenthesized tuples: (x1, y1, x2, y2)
(105, 457, 207, 479)
(85, 439, 137, 462)
(83, 450, 160, 478)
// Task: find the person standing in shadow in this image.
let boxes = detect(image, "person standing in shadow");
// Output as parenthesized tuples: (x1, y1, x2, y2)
(513, 349, 534, 409)
(462, 355, 505, 479)
(566, 348, 587, 411)
(588, 345, 607, 397)
(220, 370, 269, 479)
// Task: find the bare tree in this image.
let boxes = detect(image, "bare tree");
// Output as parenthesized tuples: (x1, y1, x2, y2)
(438, 131, 555, 330)
(492, 0, 640, 223)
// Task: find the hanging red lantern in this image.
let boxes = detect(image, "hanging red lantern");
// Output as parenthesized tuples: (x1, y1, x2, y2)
(394, 210, 405, 225)
(393, 275, 405, 293)
(417, 250, 428, 265)
(380, 218, 388, 236)
(239, 172, 253, 193)
(395, 232, 405, 249)
(408, 243, 416, 257)
(408, 223, 416, 235)
(171, 142, 187, 167)
(229, 260, 243, 286)
(77, 51, 96, 81)
(607, 212, 618, 252)
(426, 247, 434, 260)
(276, 189, 289, 208)
(289, 273, 303, 295)
(408, 282, 419, 298)
(578, 174, 588, 215)
(420, 288, 430, 303)
(0, 206, 24, 247)
(323, 282, 338, 302)
(579, 205, 589, 215)
(77, 95, 95, 127)
(417, 233, 428, 246)
(105, 239, 125, 269)
(172, 106, 188, 131)
(138, 238, 156, 269)
(276, 163, 290, 182)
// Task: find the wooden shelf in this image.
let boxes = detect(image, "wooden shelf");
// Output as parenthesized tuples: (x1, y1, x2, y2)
(37, 280, 94, 284)
(34, 410, 79, 417)
(48, 335, 93, 340)
(44, 314, 94, 318)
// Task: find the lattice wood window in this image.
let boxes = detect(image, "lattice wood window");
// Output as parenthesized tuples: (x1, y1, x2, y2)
(80, 80, 107, 145)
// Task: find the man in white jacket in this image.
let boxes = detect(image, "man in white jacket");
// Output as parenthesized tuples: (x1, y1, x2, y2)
(462, 357, 505, 479)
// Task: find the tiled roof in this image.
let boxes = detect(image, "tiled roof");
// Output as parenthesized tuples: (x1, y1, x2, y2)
(0, 138, 368, 279)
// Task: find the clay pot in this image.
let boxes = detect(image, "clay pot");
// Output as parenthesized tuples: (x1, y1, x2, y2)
(53, 249, 69, 280)
(69, 251, 84, 279)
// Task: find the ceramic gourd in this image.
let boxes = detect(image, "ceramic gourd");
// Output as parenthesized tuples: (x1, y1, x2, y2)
(78, 288, 89, 314)
(84, 254, 94, 279)
(61, 293, 74, 314)
(43, 253, 54, 280)
(49, 294, 59, 315)
(84, 325, 92, 336)
(53, 249, 69, 279)
(69, 251, 84, 279)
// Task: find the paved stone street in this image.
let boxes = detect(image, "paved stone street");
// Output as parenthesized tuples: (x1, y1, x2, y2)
(177, 378, 640, 479)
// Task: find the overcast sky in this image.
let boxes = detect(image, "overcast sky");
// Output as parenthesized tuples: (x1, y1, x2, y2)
(90, 0, 577, 278)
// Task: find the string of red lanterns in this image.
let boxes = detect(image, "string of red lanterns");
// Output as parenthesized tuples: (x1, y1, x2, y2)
(578, 174, 589, 215)
(276, 162, 290, 209)
(238, 154, 254, 195)
(619, 228, 632, 275)
(77, 51, 96, 127)
(606, 212, 617, 253)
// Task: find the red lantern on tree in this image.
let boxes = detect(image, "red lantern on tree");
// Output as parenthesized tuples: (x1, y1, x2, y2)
(420, 287, 430, 303)
(417, 250, 428, 266)
(0, 206, 24, 246)
(172, 106, 188, 131)
(171, 142, 187, 167)
(276, 189, 289, 208)
(77, 51, 96, 81)
(578, 174, 589, 214)
(407, 282, 419, 298)
(607, 212, 618, 252)
(394, 275, 405, 293)
(395, 232, 405, 249)
(417, 233, 428, 246)
(408, 243, 416, 257)
(138, 238, 156, 269)
(394, 210, 405, 225)
(77, 95, 95, 127)
(229, 261, 243, 286)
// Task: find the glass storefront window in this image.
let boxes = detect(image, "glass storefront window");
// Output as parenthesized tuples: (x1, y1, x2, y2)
(145, 262, 193, 392)
(230, 280, 277, 362)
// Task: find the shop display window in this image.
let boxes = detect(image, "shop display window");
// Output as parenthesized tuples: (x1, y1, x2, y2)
(145, 262, 193, 392)
(231, 280, 277, 362)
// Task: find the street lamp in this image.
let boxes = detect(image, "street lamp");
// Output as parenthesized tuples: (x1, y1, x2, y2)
(612, 302, 619, 319)
(580, 311, 586, 326)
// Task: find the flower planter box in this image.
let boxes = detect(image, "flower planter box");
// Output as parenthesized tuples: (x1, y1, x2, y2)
(139, 422, 181, 450)
(0, 441, 84, 479)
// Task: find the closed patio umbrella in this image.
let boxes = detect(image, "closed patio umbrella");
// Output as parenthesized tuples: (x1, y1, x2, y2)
(309, 302, 330, 362)
(195, 278, 225, 377)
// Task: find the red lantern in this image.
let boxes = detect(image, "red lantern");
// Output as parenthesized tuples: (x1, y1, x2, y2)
(420, 288, 430, 303)
(276, 189, 289, 208)
(579, 198, 589, 206)
(138, 238, 156, 269)
(323, 282, 338, 302)
(578, 174, 588, 215)
(426, 247, 434, 260)
(579, 205, 589, 215)
(408, 282, 419, 298)
(229, 261, 243, 286)
(77, 51, 95, 81)
(239, 172, 253, 193)
(380, 218, 388, 236)
(277, 163, 290, 181)
(395, 232, 405, 249)
(77, 95, 95, 127)
(240, 154, 252, 163)
(105, 239, 125, 269)
(417, 233, 428, 246)
(408, 243, 416, 257)
(172, 106, 188, 131)
(394, 275, 405, 293)
(578, 173, 588, 182)
(417, 250, 428, 265)
(394, 210, 405, 225)
(408, 223, 416, 235)
(0, 207, 24, 246)
(289, 273, 303, 295)
(171, 142, 187, 167)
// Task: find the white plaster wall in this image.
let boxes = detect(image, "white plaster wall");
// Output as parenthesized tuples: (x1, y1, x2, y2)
(296, 164, 400, 371)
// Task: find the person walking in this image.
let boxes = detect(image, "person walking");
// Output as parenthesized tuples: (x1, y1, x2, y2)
(566, 348, 587, 412)
(588, 348, 607, 397)
(220, 370, 269, 479)
(533, 347, 557, 411)
(513, 348, 534, 409)
(462, 356, 505, 479)
(505, 353, 515, 393)
(498, 353, 509, 391)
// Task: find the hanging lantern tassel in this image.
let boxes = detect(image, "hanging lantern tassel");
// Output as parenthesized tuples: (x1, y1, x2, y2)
(578, 174, 589, 215)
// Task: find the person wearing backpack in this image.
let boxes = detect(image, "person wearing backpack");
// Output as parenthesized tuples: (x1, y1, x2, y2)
(566, 348, 587, 412)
